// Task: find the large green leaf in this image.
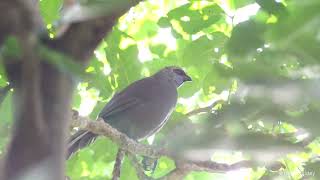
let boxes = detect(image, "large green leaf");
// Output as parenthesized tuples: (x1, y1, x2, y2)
(40, 0, 62, 24)
(167, 3, 223, 34)
(182, 33, 228, 66)
(227, 20, 265, 57)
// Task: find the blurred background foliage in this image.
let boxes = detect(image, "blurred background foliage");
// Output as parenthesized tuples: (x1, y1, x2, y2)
(1, 0, 320, 179)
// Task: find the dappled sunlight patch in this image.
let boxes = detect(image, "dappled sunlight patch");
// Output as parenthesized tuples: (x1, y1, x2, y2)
(178, 90, 201, 113)
(233, 3, 260, 25)
(226, 168, 252, 180)
(78, 84, 100, 116)
(152, 28, 177, 51)
(137, 41, 153, 62)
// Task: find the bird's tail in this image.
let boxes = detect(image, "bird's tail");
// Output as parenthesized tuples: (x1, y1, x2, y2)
(67, 130, 98, 159)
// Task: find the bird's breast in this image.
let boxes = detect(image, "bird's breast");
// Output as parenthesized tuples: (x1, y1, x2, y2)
(130, 80, 177, 140)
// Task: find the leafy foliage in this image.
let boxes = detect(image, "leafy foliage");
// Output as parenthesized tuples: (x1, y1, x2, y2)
(1, 0, 320, 179)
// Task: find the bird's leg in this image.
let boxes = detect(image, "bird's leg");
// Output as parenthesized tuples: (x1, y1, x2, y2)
(128, 153, 152, 180)
(142, 156, 158, 174)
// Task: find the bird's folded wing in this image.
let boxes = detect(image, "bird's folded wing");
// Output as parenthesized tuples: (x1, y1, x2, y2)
(98, 92, 142, 118)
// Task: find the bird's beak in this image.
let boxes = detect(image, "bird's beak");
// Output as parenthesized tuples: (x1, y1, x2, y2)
(184, 75, 192, 82)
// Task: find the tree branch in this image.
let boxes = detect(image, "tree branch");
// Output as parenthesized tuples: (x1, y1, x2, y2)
(0, 0, 51, 179)
(185, 100, 224, 117)
(70, 112, 160, 158)
(70, 110, 276, 179)
(46, 0, 144, 63)
(112, 149, 125, 180)
(0, 0, 42, 45)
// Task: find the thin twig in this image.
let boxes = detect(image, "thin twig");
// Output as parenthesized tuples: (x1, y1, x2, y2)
(112, 149, 125, 180)
(127, 153, 152, 180)
(185, 100, 224, 117)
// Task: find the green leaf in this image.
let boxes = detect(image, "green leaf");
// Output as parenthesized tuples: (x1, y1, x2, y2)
(171, 28, 183, 39)
(71, 93, 81, 111)
(150, 44, 167, 57)
(185, 171, 226, 180)
(157, 17, 171, 28)
(120, 157, 139, 180)
(0, 91, 12, 153)
(40, 0, 62, 24)
(152, 157, 175, 179)
(227, 20, 265, 57)
(0, 91, 12, 124)
(1, 36, 21, 59)
(256, 0, 288, 18)
(202, 65, 231, 94)
(132, 20, 158, 40)
(67, 138, 118, 179)
(167, 3, 191, 20)
(167, 3, 222, 34)
(0, 85, 11, 107)
(85, 57, 113, 98)
(182, 34, 227, 67)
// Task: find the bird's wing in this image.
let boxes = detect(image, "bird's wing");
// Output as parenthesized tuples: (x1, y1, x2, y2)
(99, 94, 142, 119)
(99, 97, 141, 118)
(99, 77, 160, 120)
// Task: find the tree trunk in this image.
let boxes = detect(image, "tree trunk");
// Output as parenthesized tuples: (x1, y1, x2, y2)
(0, 1, 143, 179)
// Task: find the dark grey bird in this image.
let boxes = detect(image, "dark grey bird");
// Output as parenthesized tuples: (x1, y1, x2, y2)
(67, 66, 191, 158)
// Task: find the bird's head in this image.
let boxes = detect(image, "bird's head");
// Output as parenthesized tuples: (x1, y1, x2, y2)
(160, 66, 192, 87)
